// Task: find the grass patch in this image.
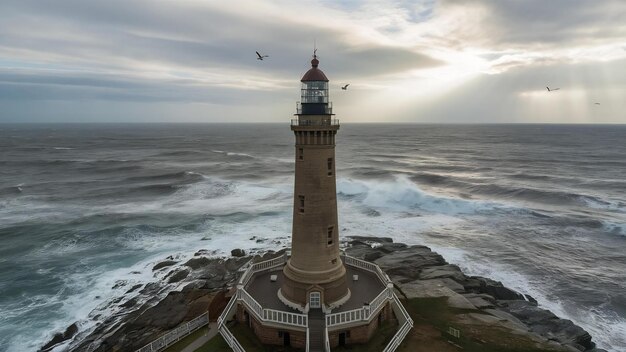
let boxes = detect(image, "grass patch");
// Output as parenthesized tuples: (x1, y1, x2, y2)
(162, 327, 211, 352)
(333, 320, 398, 352)
(398, 297, 566, 352)
(196, 322, 301, 352)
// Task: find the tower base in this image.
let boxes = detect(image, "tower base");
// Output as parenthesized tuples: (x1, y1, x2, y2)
(280, 259, 350, 309)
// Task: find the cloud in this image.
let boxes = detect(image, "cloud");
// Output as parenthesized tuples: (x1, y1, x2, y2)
(0, 0, 624, 123)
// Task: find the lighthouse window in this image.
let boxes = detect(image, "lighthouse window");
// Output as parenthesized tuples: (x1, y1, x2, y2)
(327, 226, 334, 245)
(299, 196, 305, 213)
(299, 148, 303, 160)
(327, 158, 333, 175)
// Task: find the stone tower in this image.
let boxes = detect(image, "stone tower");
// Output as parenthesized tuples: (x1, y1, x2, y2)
(279, 53, 350, 310)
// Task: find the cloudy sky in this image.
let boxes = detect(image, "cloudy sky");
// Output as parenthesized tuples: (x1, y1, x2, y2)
(0, 0, 624, 123)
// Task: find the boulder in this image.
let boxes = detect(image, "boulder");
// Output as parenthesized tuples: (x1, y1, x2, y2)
(500, 300, 595, 351)
(231, 248, 246, 257)
(167, 269, 189, 283)
(419, 264, 466, 282)
(152, 260, 178, 271)
(184, 257, 212, 270)
(374, 247, 446, 280)
(475, 277, 525, 300)
(40, 323, 78, 352)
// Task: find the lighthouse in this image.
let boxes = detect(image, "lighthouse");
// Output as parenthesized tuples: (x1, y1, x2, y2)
(279, 53, 350, 311)
(219, 52, 412, 351)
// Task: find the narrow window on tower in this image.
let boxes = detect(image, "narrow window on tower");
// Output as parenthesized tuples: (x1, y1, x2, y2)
(327, 158, 333, 176)
(298, 148, 304, 160)
(327, 226, 334, 245)
(299, 195, 305, 213)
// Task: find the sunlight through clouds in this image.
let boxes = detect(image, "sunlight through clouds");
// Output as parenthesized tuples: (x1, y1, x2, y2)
(0, 0, 624, 123)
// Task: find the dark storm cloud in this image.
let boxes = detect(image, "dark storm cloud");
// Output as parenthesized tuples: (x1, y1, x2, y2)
(0, 0, 623, 122)
(0, 0, 439, 78)
(0, 69, 289, 104)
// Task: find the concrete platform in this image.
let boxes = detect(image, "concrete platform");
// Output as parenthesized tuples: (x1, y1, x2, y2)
(244, 265, 385, 313)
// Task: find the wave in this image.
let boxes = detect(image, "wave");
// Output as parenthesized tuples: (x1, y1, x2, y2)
(466, 183, 618, 210)
(125, 171, 205, 183)
(0, 185, 23, 196)
(154, 150, 206, 157)
(337, 175, 499, 215)
(52, 147, 75, 150)
(211, 150, 254, 158)
(603, 221, 626, 236)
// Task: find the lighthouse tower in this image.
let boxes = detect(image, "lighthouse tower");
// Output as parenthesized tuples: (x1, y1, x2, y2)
(220, 52, 412, 351)
(279, 53, 350, 310)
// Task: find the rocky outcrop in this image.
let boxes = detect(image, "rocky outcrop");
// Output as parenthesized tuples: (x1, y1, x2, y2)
(231, 248, 246, 257)
(344, 236, 606, 352)
(40, 323, 78, 352)
(51, 238, 605, 352)
(54, 255, 250, 352)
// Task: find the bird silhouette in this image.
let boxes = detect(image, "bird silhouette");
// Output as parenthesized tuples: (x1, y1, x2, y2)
(256, 51, 269, 60)
(341, 84, 350, 90)
(546, 87, 560, 92)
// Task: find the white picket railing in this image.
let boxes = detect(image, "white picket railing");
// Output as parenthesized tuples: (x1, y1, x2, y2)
(218, 253, 412, 352)
(219, 323, 246, 352)
(239, 288, 264, 319)
(218, 293, 246, 352)
(342, 255, 392, 285)
(238, 252, 288, 287)
(324, 327, 331, 352)
(263, 308, 308, 327)
(135, 312, 209, 352)
(306, 327, 310, 352)
(382, 294, 414, 352)
(325, 286, 392, 328)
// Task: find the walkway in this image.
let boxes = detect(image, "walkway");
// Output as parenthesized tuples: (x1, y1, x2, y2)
(181, 322, 218, 352)
(308, 309, 325, 352)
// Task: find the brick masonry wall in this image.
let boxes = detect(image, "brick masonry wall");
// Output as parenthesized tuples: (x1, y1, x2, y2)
(236, 304, 307, 349)
(328, 302, 397, 347)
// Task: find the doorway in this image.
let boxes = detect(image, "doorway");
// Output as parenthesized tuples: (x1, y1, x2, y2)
(339, 332, 346, 346)
(283, 332, 291, 346)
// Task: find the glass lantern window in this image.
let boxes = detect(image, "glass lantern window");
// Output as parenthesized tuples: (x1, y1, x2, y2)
(301, 81, 329, 103)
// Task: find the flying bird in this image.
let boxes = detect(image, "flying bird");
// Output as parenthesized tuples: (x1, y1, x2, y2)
(256, 51, 269, 60)
(546, 87, 560, 92)
(341, 84, 350, 90)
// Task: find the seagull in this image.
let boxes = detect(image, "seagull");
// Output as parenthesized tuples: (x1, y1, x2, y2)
(546, 87, 560, 92)
(341, 84, 350, 90)
(256, 51, 269, 60)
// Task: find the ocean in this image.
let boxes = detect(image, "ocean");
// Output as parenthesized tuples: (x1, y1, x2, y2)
(0, 123, 625, 352)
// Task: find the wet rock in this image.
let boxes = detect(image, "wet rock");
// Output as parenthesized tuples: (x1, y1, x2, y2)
(184, 257, 211, 270)
(40, 323, 78, 351)
(347, 235, 393, 244)
(374, 247, 446, 280)
(500, 300, 595, 350)
(140, 282, 161, 296)
(194, 249, 211, 256)
(476, 277, 525, 301)
(112, 280, 128, 289)
(120, 297, 138, 309)
(419, 264, 466, 282)
(231, 248, 246, 257)
(167, 269, 189, 283)
(126, 284, 143, 294)
(152, 260, 177, 271)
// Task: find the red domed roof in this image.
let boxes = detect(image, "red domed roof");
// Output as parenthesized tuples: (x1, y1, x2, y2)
(301, 56, 329, 82)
